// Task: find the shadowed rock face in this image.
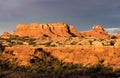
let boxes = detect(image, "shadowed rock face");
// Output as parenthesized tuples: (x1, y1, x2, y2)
(80, 25, 109, 38)
(12, 22, 80, 37)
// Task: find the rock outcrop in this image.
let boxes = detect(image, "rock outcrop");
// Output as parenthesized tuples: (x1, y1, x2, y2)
(12, 22, 80, 37)
(1, 32, 11, 38)
(12, 22, 111, 38)
(80, 25, 109, 38)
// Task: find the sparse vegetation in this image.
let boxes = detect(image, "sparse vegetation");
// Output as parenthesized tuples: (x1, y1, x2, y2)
(0, 35, 120, 77)
(0, 51, 119, 78)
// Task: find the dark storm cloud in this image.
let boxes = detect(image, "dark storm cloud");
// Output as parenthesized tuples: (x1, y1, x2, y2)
(0, 0, 120, 34)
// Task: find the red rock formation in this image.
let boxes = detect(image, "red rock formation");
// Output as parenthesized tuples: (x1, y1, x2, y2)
(1, 46, 120, 69)
(80, 25, 109, 38)
(1, 32, 11, 38)
(12, 22, 110, 38)
(12, 22, 80, 37)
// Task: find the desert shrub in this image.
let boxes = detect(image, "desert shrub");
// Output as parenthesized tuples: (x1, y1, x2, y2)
(109, 41, 115, 46)
(30, 59, 36, 63)
(99, 38, 104, 41)
(50, 44, 56, 47)
(4, 50, 14, 56)
(17, 41, 23, 45)
(0, 60, 12, 70)
(89, 40, 93, 45)
(44, 41, 52, 47)
(110, 35, 118, 39)
(89, 35, 92, 37)
(43, 34, 49, 37)
(85, 64, 102, 74)
(0, 60, 2, 69)
(98, 59, 104, 64)
(80, 35, 84, 38)
(70, 41, 77, 45)
(28, 41, 36, 45)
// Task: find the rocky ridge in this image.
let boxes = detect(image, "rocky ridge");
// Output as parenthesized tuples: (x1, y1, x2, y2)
(12, 22, 111, 38)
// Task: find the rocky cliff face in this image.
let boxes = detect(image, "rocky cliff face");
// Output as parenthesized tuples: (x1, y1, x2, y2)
(12, 22, 80, 37)
(80, 25, 109, 38)
(12, 22, 110, 38)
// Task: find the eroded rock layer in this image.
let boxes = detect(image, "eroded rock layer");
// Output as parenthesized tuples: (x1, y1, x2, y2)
(12, 22, 80, 37)
(12, 23, 110, 38)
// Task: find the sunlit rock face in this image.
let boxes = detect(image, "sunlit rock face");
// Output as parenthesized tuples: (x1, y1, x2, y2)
(12, 22, 110, 38)
(80, 25, 109, 38)
(12, 22, 80, 37)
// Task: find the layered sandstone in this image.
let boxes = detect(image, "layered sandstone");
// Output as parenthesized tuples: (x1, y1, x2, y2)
(12, 22, 80, 37)
(80, 25, 109, 38)
(12, 22, 111, 38)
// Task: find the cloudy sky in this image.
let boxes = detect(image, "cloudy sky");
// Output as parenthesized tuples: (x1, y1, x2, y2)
(0, 0, 120, 34)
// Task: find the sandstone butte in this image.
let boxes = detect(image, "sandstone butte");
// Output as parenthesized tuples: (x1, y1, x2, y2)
(12, 22, 80, 37)
(12, 22, 110, 38)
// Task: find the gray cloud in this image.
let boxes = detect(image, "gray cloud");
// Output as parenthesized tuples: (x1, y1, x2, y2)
(0, 0, 120, 34)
